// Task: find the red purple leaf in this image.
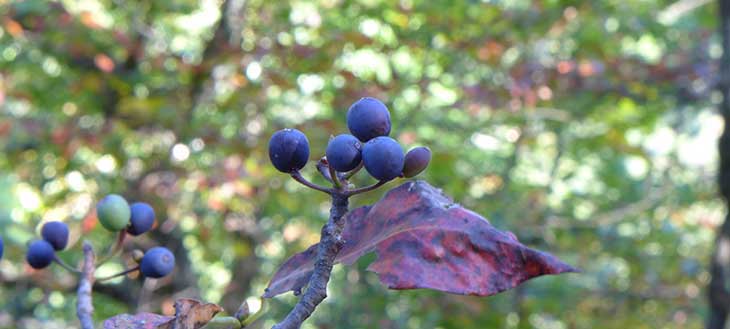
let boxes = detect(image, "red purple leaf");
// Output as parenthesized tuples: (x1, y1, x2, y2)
(264, 180, 577, 298)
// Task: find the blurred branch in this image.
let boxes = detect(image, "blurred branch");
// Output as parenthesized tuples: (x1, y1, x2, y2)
(708, 1, 730, 328)
(659, 0, 713, 24)
(77, 242, 95, 329)
(182, 0, 245, 140)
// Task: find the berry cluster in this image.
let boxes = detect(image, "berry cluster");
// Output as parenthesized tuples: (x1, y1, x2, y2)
(25, 194, 175, 279)
(268, 97, 431, 192)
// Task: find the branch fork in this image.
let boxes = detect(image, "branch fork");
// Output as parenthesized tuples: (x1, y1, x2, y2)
(272, 160, 390, 328)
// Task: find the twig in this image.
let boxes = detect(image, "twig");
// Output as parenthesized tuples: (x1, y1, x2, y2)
(96, 266, 140, 282)
(54, 255, 81, 275)
(96, 230, 126, 266)
(345, 180, 387, 196)
(329, 165, 342, 189)
(272, 193, 349, 329)
(316, 158, 334, 183)
(77, 242, 95, 329)
(290, 171, 334, 195)
(343, 162, 363, 180)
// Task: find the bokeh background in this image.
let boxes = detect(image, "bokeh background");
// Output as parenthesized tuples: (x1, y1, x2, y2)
(0, 0, 724, 328)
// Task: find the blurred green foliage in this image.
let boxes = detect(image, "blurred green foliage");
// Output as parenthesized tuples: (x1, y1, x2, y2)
(0, 0, 722, 328)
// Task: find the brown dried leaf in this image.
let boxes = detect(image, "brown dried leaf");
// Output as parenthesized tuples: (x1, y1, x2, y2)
(157, 298, 224, 329)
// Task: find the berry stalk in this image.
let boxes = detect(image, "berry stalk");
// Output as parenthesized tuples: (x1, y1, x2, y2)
(272, 193, 349, 329)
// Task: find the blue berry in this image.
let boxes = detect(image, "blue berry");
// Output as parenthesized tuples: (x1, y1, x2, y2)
(346, 97, 391, 142)
(140, 247, 176, 278)
(26, 240, 55, 269)
(0, 236, 4, 260)
(325, 134, 362, 172)
(402, 147, 432, 178)
(268, 129, 310, 173)
(41, 221, 69, 251)
(362, 136, 404, 181)
(127, 202, 155, 236)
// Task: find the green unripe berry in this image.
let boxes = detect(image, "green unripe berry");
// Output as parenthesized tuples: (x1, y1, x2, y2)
(96, 194, 131, 231)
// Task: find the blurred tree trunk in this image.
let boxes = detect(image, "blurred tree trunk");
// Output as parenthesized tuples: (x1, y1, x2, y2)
(708, 1, 730, 328)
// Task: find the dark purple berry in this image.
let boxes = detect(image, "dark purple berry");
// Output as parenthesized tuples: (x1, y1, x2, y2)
(41, 221, 69, 251)
(402, 147, 432, 178)
(127, 202, 155, 236)
(140, 247, 175, 278)
(362, 136, 404, 181)
(268, 129, 310, 173)
(26, 240, 55, 269)
(325, 134, 362, 172)
(0, 236, 4, 260)
(346, 97, 391, 142)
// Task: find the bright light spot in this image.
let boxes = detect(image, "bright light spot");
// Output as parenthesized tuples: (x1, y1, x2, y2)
(624, 156, 648, 179)
(246, 119, 263, 135)
(289, 2, 321, 27)
(337, 48, 392, 83)
(171, 143, 190, 162)
(65, 171, 86, 192)
(471, 133, 500, 151)
(643, 126, 675, 156)
(246, 61, 262, 81)
(625, 128, 643, 146)
(297, 74, 325, 95)
(677, 111, 722, 167)
(246, 296, 262, 314)
(16, 183, 41, 211)
(95, 154, 117, 174)
(505, 128, 521, 142)
(359, 19, 380, 37)
(49, 292, 65, 308)
(42, 57, 61, 77)
(605, 17, 619, 32)
(191, 138, 205, 152)
(62, 102, 78, 116)
(427, 82, 458, 106)
(70, 193, 93, 219)
(537, 86, 553, 100)
(43, 207, 69, 224)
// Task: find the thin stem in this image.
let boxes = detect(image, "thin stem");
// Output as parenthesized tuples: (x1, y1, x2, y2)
(241, 298, 267, 326)
(315, 158, 334, 183)
(77, 242, 95, 329)
(345, 180, 387, 196)
(54, 255, 81, 275)
(343, 161, 363, 180)
(329, 165, 342, 189)
(290, 171, 334, 194)
(272, 193, 349, 329)
(96, 266, 140, 282)
(96, 230, 126, 266)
